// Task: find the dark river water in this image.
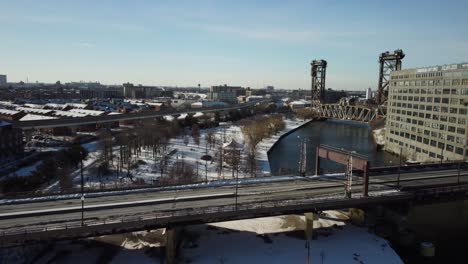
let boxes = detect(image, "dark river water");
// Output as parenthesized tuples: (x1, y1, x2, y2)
(269, 119, 468, 263)
(268, 119, 400, 175)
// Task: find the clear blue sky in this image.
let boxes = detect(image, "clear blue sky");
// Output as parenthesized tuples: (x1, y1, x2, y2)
(1, 0, 467, 90)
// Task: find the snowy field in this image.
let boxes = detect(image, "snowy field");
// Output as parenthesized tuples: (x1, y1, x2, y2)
(38, 117, 311, 192)
(4, 211, 402, 264)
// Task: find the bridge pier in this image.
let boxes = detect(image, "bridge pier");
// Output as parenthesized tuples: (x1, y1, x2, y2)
(348, 208, 366, 225)
(165, 226, 181, 264)
(304, 212, 318, 240)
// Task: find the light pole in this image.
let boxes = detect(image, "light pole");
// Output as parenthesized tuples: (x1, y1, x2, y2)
(81, 195, 85, 226)
(440, 147, 444, 164)
(80, 158, 84, 195)
(235, 163, 239, 211)
(397, 147, 402, 188)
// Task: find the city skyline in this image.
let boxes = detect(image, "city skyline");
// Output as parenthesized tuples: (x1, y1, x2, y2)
(1, 0, 468, 90)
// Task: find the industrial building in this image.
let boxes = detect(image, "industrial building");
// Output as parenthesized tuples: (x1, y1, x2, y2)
(385, 63, 468, 161)
(0, 120, 24, 163)
(0, 75, 6, 86)
(208, 85, 243, 103)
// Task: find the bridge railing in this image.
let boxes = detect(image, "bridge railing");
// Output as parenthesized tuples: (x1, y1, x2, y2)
(0, 186, 404, 239)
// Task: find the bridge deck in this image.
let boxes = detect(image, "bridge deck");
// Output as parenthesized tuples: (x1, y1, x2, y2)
(0, 166, 466, 246)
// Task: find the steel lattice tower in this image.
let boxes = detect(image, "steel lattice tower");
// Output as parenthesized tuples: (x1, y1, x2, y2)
(311, 59, 327, 105)
(376, 49, 405, 105)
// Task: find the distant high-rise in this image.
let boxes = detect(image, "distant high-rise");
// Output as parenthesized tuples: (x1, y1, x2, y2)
(0, 75, 6, 86)
(366, 87, 372, 100)
(385, 63, 468, 161)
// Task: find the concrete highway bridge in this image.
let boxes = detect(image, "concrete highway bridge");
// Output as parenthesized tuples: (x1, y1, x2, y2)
(0, 162, 466, 249)
(11, 99, 270, 130)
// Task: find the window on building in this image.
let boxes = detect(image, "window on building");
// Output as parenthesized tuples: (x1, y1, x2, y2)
(446, 145, 454, 152)
(438, 142, 445, 149)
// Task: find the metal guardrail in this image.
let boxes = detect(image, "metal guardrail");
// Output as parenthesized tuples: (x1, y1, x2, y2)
(0, 187, 398, 238)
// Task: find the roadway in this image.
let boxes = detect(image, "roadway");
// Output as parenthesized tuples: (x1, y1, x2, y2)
(0, 168, 466, 234)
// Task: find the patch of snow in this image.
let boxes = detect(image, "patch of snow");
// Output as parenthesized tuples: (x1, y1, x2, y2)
(373, 128, 385, 145)
(9, 161, 42, 177)
(182, 213, 402, 264)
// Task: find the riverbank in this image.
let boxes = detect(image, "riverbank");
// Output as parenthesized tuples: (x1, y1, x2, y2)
(257, 117, 317, 175)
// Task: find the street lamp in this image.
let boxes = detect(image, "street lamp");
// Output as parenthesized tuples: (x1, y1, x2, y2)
(201, 154, 212, 182)
(397, 147, 402, 188)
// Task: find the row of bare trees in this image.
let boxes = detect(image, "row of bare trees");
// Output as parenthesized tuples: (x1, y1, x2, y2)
(241, 114, 285, 177)
(95, 119, 181, 183)
(295, 107, 320, 121)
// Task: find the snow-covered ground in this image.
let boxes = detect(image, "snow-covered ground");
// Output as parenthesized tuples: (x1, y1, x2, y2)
(47, 117, 311, 191)
(182, 212, 402, 263)
(6, 211, 402, 264)
(12, 116, 309, 192)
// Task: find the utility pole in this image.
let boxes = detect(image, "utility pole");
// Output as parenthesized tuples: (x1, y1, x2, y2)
(440, 147, 444, 164)
(80, 158, 84, 226)
(235, 163, 239, 211)
(345, 151, 355, 198)
(457, 161, 461, 185)
(81, 195, 85, 226)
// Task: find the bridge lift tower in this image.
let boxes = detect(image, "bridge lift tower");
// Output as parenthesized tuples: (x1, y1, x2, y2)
(376, 49, 405, 105)
(311, 59, 327, 106)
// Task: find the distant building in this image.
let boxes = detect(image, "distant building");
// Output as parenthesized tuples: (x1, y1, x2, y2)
(289, 100, 311, 110)
(80, 87, 123, 99)
(0, 75, 6, 86)
(366, 87, 372, 100)
(123, 83, 173, 99)
(0, 109, 26, 121)
(324, 89, 347, 103)
(385, 62, 468, 162)
(208, 85, 243, 103)
(0, 120, 24, 162)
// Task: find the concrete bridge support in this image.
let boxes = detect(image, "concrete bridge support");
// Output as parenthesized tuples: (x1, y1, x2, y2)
(348, 208, 366, 225)
(304, 212, 318, 240)
(165, 226, 182, 264)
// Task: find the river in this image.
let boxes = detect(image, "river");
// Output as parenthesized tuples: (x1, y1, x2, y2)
(268, 119, 400, 175)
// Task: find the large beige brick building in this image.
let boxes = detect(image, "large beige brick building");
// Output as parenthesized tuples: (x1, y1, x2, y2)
(385, 63, 468, 162)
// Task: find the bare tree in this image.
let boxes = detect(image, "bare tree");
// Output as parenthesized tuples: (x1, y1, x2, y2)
(168, 160, 196, 185)
(192, 124, 200, 146)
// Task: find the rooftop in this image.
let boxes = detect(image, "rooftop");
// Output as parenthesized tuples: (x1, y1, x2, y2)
(393, 62, 468, 74)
